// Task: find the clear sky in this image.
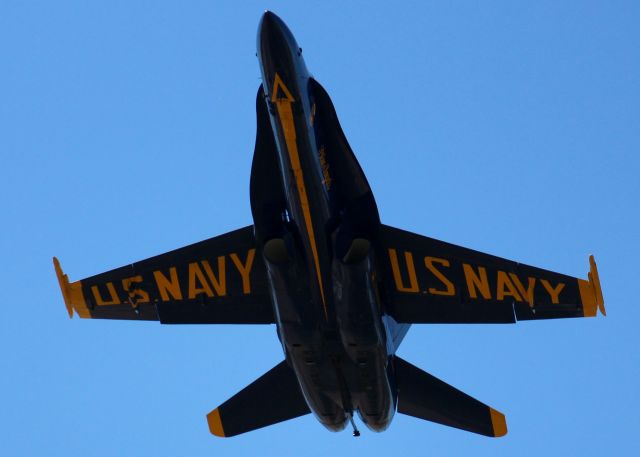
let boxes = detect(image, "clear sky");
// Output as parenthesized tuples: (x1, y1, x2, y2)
(2, 1, 639, 456)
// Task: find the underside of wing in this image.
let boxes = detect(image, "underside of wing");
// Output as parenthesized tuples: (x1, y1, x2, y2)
(54, 225, 274, 324)
(378, 225, 605, 323)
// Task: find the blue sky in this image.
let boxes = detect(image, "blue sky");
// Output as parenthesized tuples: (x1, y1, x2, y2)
(2, 1, 639, 455)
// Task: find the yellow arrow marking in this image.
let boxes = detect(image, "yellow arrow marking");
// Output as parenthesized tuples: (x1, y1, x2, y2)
(271, 73, 328, 320)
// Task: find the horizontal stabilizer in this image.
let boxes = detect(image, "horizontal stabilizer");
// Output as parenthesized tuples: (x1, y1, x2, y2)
(395, 356, 507, 437)
(207, 360, 310, 437)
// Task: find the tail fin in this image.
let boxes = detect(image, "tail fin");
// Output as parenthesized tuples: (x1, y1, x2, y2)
(207, 360, 310, 437)
(395, 357, 507, 437)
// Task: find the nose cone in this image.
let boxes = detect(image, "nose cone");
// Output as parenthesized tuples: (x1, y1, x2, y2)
(259, 11, 283, 35)
(257, 12, 304, 88)
(258, 11, 299, 59)
(258, 11, 295, 52)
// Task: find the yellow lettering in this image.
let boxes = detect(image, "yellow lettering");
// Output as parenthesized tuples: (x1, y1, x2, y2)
(91, 282, 121, 306)
(319, 147, 332, 190)
(541, 279, 565, 304)
(424, 257, 455, 296)
(388, 249, 419, 293)
(153, 267, 183, 301)
(201, 257, 226, 296)
(463, 264, 491, 299)
(496, 271, 522, 301)
(230, 249, 255, 294)
(509, 274, 536, 306)
(122, 276, 149, 303)
(188, 262, 214, 299)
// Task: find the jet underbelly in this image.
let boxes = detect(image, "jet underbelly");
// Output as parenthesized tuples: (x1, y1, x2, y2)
(255, 11, 394, 433)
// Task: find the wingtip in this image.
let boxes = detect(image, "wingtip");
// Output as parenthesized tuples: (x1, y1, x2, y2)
(207, 408, 226, 437)
(53, 257, 74, 318)
(490, 408, 508, 437)
(588, 255, 606, 316)
(579, 255, 606, 318)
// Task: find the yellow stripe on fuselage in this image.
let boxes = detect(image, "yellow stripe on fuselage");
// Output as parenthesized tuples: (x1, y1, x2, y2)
(271, 73, 328, 320)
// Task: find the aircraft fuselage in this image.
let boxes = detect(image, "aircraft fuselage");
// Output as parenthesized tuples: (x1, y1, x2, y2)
(255, 12, 395, 433)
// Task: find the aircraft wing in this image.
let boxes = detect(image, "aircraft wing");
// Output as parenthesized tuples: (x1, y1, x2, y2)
(54, 226, 274, 324)
(379, 225, 605, 323)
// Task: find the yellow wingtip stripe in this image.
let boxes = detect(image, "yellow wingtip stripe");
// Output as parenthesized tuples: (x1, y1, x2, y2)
(490, 408, 508, 437)
(578, 278, 597, 317)
(53, 257, 74, 318)
(578, 255, 606, 318)
(53, 257, 90, 319)
(207, 408, 226, 437)
(589, 255, 606, 316)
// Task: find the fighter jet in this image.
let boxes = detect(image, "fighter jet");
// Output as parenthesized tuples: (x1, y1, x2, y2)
(54, 11, 605, 438)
